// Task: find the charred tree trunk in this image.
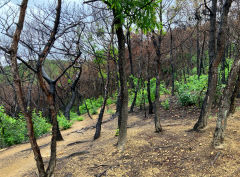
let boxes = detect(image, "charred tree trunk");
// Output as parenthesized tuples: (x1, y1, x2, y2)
(64, 67, 82, 120)
(221, 47, 226, 84)
(199, 31, 206, 76)
(43, 72, 63, 142)
(114, 12, 129, 150)
(229, 72, 240, 115)
(154, 74, 162, 132)
(170, 25, 175, 96)
(146, 36, 154, 114)
(130, 40, 143, 112)
(126, 27, 134, 89)
(151, 34, 163, 132)
(76, 93, 82, 116)
(94, 24, 113, 140)
(151, 1, 163, 133)
(85, 100, 93, 119)
(147, 77, 154, 114)
(196, 9, 201, 77)
(213, 55, 240, 147)
(130, 79, 140, 113)
(193, 0, 232, 131)
(94, 62, 110, 140)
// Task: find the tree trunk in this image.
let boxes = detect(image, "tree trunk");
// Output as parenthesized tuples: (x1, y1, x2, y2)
(94, 65, 109, 139)
(229, 72, 240, 115)
(170, 25, 175, 96)
(199, 31, 206, 76)
(130, 79, 139, 113)
(8, 0, 46, 176)
(151, 33, 163, 132)
(46, 96, 58, 176)
(196, 12, 200, 77)
(146, 36, 154, 114)
(147, 77, 154, 114)
(114, 15, 128, 151)
(193, 0, 232, 130)
(64, 67, 82, 120)
(94, 25, 113, 140)
(130, 46, 143, 112)
(213, 55, 240, 147)
(154, 75, 162, 132)
(151, 1, 163, 133)
(221, 48, 226, 84)
(76, 93, 82, 116)
(126, 27, 134, 89)
(84, 100, 93, 119)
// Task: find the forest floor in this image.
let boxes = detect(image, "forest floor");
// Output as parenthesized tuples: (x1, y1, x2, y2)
(0, 96, 240, 177)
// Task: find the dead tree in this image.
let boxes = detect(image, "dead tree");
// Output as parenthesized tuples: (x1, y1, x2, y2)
(93, 19, 114, 140)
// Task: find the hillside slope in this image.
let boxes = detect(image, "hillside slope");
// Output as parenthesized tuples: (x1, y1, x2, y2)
(0, 98, 240, 177)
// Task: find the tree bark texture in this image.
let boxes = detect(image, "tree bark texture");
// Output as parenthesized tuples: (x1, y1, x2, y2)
(213, 55, 240, 147)
(114, 15, 129, 150)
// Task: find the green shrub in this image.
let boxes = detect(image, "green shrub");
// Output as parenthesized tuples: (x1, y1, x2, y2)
(32, 110, 51, 138)
(71, 116, 84, 121)
(175, 74, 207, 106)
(57, 113, 73, 130)
(70, 111, 79, 120)
(160, 83, 171, 95)
(90, 107, 98, 115)
(0, 107, 51, 147)
(107, 98, 114, 105)
(115, 128, 119, 136)
(1, 110, 27, 146)
(79, 104, 87, 115)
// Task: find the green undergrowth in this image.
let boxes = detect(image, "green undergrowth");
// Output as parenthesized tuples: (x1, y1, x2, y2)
(175, 73, 226, 107)
(78, 96, 116, 116)
(175, 75, 208, 107)
(128, 77, 170, 108)
(0, 107, 51, 148)
(0, 105, 86, 148)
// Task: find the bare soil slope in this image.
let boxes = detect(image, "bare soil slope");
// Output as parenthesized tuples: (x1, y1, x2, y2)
(0, 98, 240, 177)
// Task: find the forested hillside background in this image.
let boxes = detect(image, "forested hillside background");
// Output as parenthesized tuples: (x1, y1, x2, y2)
(0, 0, 240, 176)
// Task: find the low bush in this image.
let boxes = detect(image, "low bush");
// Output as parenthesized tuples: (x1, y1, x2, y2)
(0, 106, 51, 148)
(74, 116, 84, 121)
(175, 75, 207, 106)
(1, 108, 27, 146)
(69, 111, 84, 121)
(57, 113, 73, 130)
(32, 110, 51, 138)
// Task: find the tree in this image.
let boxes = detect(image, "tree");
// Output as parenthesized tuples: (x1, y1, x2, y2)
(83, 0, 161, 150)
(193, 0, 233, 131)
(0, 0, 85, 176)
(6, 0, 48, 176)
(151, 0, 164, 132)
(94, 22, 114, 140)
